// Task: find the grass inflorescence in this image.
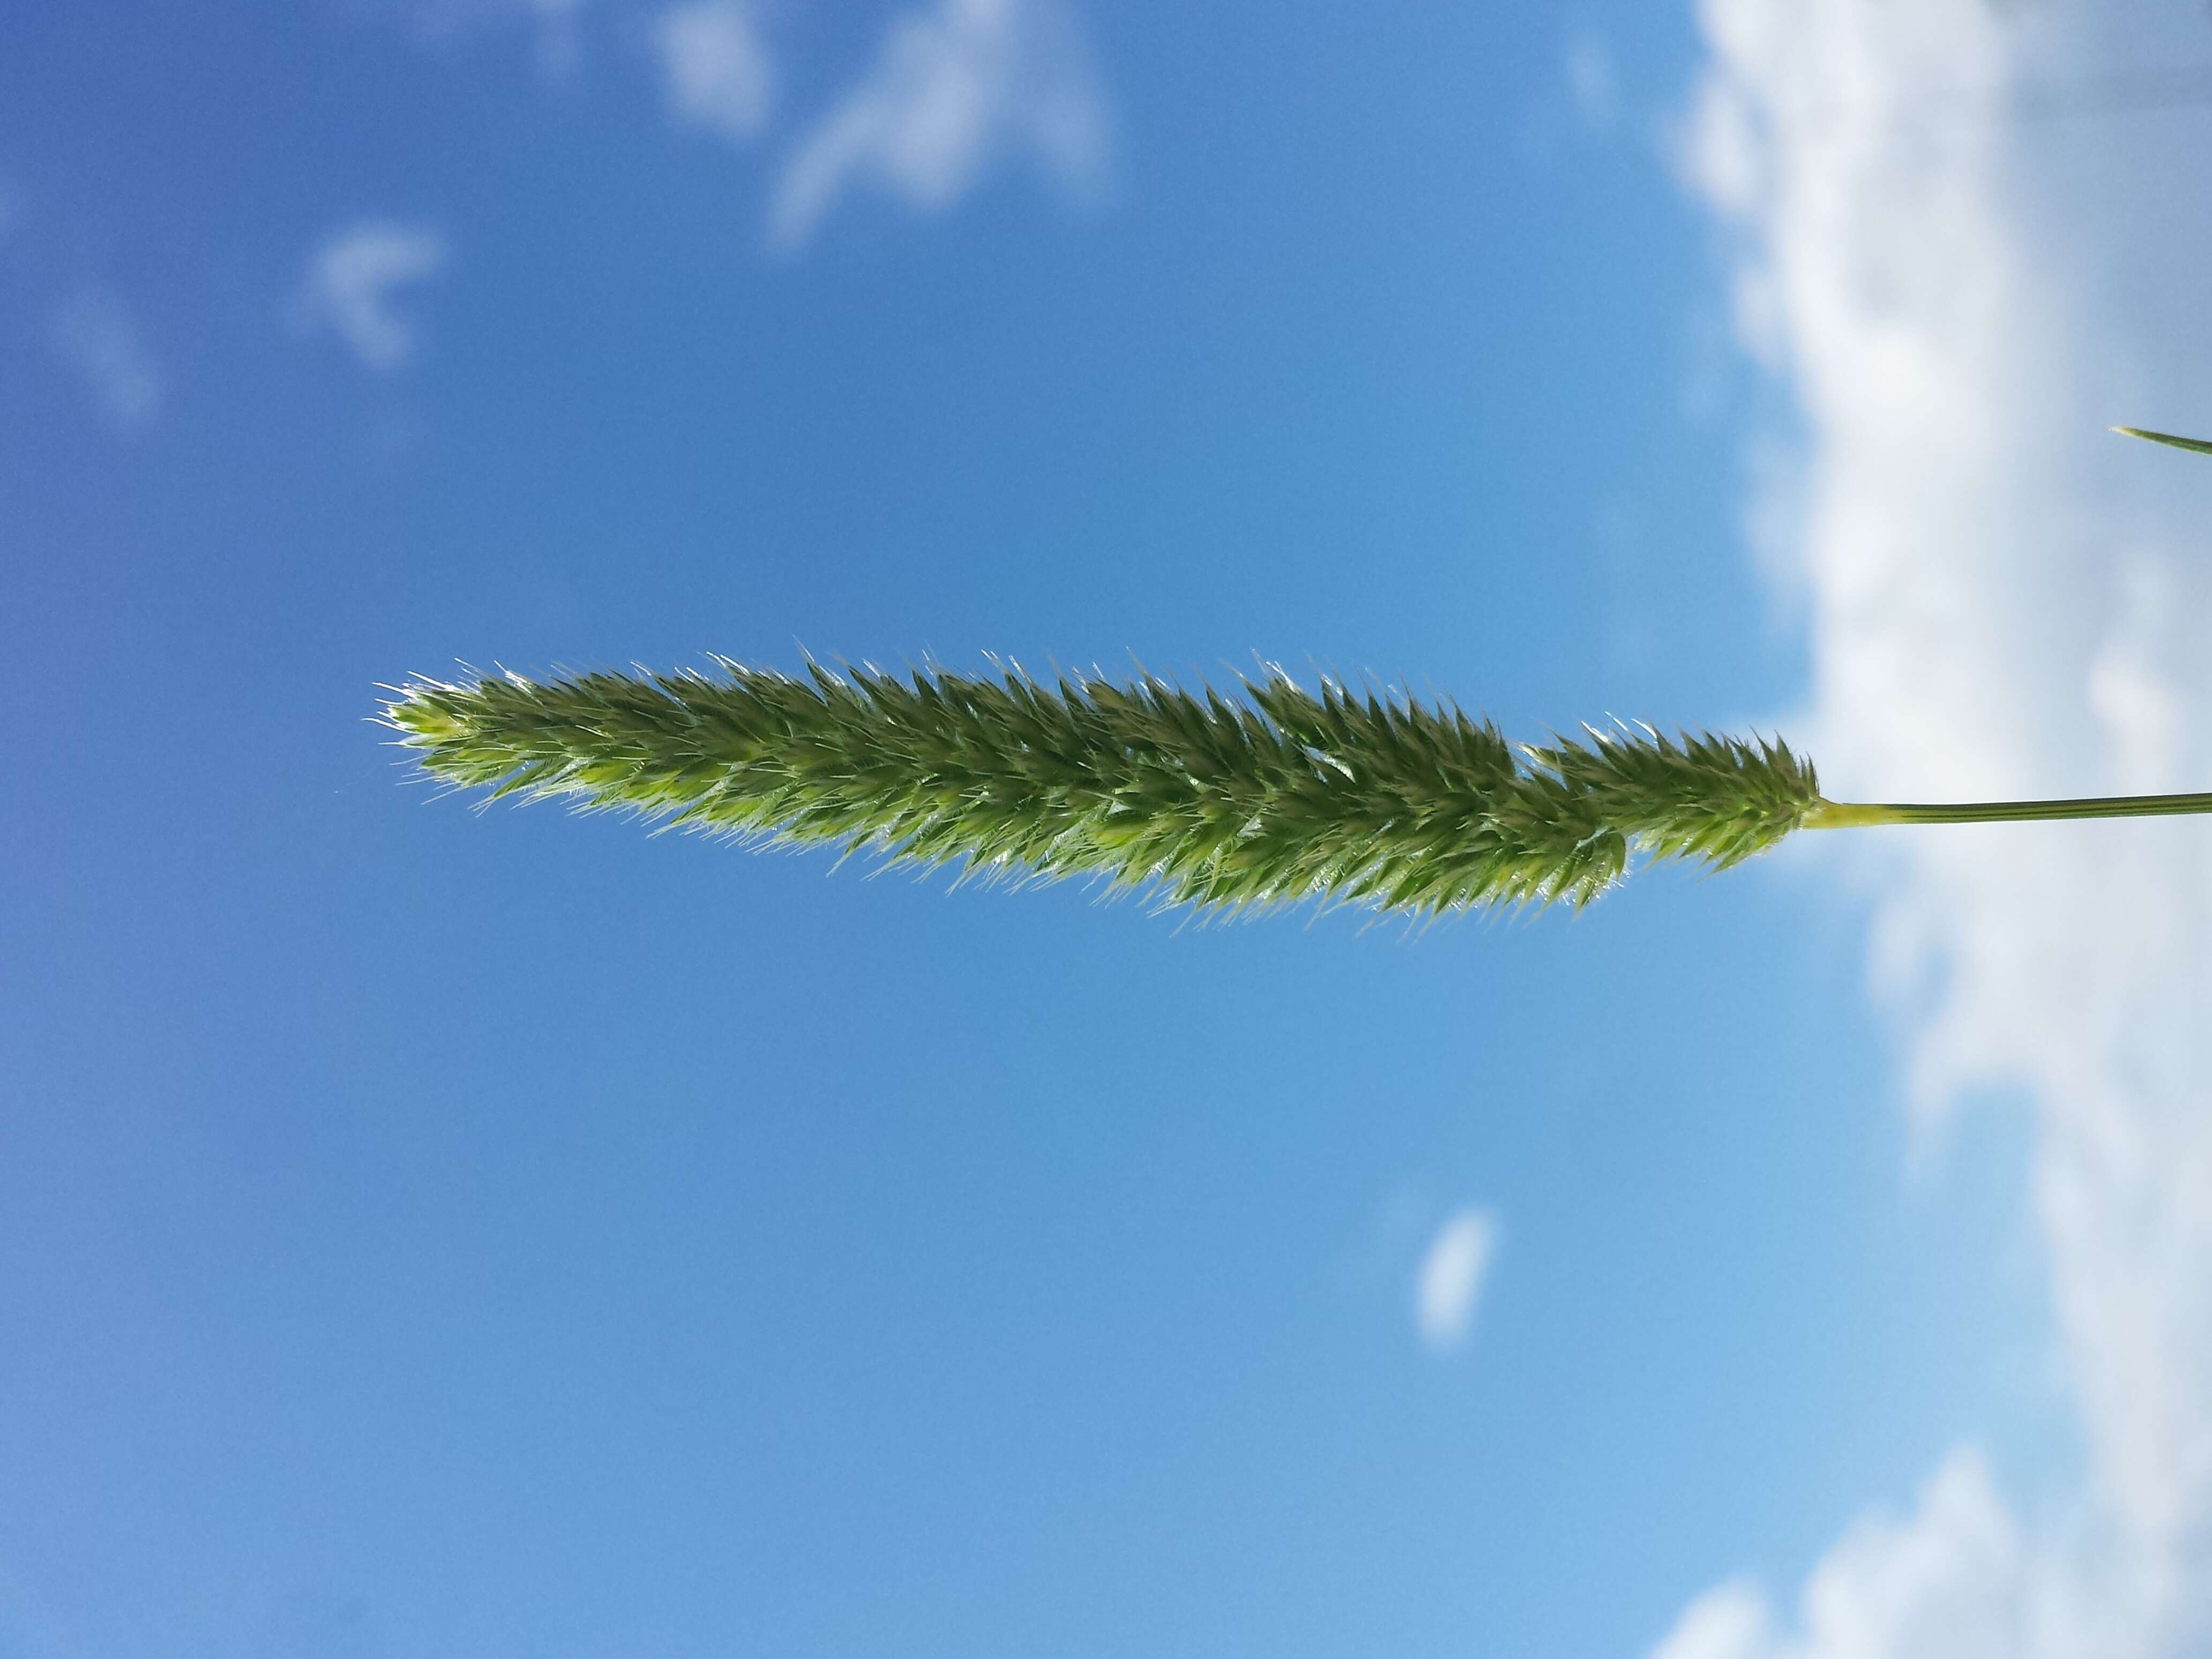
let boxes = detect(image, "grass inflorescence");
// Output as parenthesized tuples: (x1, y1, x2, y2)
(380, 659, 1826, 917)
(382, 432, 2212, 918)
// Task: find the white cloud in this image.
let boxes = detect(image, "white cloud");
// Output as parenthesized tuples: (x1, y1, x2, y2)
(1646, 1454, 2040, 1659)
(1665, 0, 2212, 1652)
(1650, 1580, 1773, 1659)
(296, 222, 450, 372)
(767, 0, 1109, 251)
(1414, 1207, 1498, 1351)
(655, 0, 773, 141)
(48, 288, 161, 428)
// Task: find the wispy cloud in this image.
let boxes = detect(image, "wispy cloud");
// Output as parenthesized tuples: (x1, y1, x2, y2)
(1668, 0, 2212, 1651)
(655, 0, 774, 141)
(409, 0, 592, 80)
(1414, 1207, 1498, 1352)
(528, 0, 588, 79)
(48, 288, 161, 428)
(1565, 31, 1619, 134)
(767, 0, 1109, 251)
(295, 222, 450, 372)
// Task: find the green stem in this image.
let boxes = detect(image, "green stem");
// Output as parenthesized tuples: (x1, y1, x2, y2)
(1805, 792, 2212, 829)
(2113, 425, 2212, 457)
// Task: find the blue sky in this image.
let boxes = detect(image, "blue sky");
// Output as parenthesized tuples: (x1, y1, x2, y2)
(4, 4, 2209, 1656)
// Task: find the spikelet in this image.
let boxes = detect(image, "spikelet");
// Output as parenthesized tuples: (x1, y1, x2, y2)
(380, 659, 1824, 916)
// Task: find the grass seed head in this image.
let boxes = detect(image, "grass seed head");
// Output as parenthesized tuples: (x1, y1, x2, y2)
(380, 659, 1824, 917)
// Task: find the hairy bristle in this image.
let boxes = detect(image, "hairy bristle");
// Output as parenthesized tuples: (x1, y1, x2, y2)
(379, 660, 1821, 915)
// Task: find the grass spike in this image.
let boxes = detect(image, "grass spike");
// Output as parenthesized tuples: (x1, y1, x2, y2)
(380, 653, 2212, 917)
(379, 658, 1824, 916)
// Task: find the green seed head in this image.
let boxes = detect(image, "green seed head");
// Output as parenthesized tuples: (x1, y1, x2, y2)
(381, 659, 1824, 917)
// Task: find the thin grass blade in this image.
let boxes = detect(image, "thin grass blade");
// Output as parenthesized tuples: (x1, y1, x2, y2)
(2113, 425, 2212, 456)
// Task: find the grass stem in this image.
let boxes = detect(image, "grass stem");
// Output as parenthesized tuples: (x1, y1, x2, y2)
(1806, 792, 2212, 828)
(2113, 425, 2212, 457)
